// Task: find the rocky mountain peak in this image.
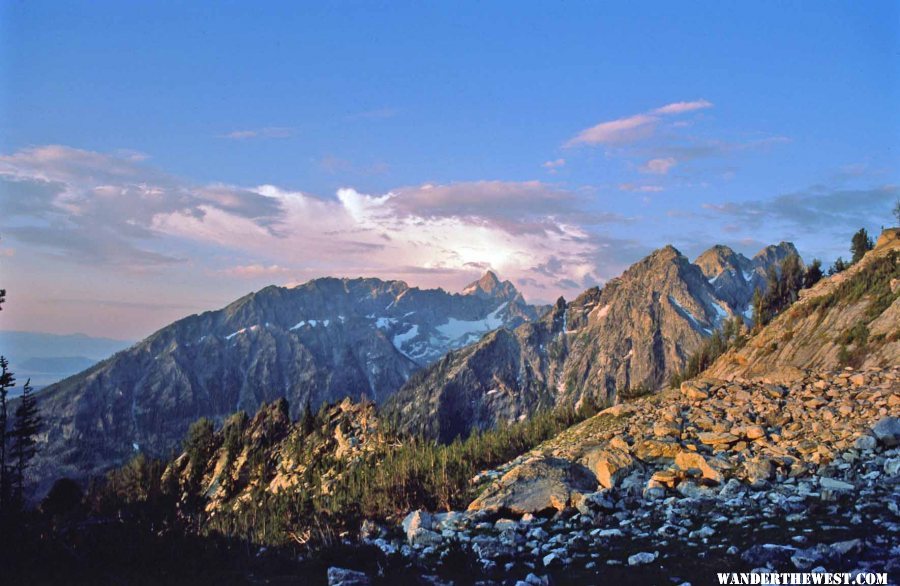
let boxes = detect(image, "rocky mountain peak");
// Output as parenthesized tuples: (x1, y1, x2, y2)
(462, 270, 518, 301)
(753, 241, 800, 268)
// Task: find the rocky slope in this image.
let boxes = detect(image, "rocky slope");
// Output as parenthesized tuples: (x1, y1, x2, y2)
(370, 368, 900, 584)
(706, 228, 899, 382)
(31, 272, 540, 486)
(385, 244, 794, 441)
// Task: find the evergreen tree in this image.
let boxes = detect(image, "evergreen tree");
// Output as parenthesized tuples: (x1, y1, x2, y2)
(893, 198, 900, 225)
(0, 356, 14, 512)
(10, 380, 41, 507)
(829, 256, 849, 275)
(804, 259, 823, 288)
(850, 228, 874, 264)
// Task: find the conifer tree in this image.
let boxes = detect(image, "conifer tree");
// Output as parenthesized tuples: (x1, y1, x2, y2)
(10, 380, 41, 507)
(0, 356, 14, 512)
(850, 228, 874, 264)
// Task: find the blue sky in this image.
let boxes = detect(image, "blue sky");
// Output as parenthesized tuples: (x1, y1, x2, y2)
(1, 1, 897, 338)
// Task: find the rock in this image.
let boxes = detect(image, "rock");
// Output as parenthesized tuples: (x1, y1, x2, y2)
(402, 510, 433, 540)
(743, 457, 774, 488)
(744, 425, 766, 440)
(818, 477, 854, 492)
(633, 438, 682, 462)
(883, 457, 900, 477)
(409, 528, 442, 547)
(542, 553, 561, 567)
(849, 373, 865, 386)
(581, 447, 635, 489)
(741, 544, 796, 568)
(675, 451, 724, 484)
(854, 435, 877, 451)
(650, 469, 679, 488)
(872, 417, 900, 447)
(628, 551, 658, 566)
(468, 456, 597, 515)
(681, 381, 710, 400)
(653, 421, 681, 438)
(697, 432, 738, 445)
(327, 567, 370, 586)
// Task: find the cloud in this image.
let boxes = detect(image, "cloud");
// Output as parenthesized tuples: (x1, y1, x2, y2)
(651, 100, 713, 115)
(618, 183, 664, 193)
(639, 157, 677, 175)
(220, 127, 294, 140)
(0, 144, 644, 305)
(565, 99, 712, 147)
(702, 184, 898, 232)
(542, 158, 566, 173)
(218, 264, 295, 278)
(0, 145, 282, 268)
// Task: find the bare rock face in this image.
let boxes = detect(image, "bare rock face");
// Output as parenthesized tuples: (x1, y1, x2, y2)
(467, 456, 597, 515)
(32, 273, 540, 488)
(387, 244, 790, 441)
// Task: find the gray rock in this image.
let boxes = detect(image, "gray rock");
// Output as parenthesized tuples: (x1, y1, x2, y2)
(327, 567, 370, 586)
(873, 417, 900, 447)
(628, 551, 658, 566)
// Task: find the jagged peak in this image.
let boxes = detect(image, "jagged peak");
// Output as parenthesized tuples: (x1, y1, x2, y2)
(462, 270, 518, 300)
(753, 241, 799, 261)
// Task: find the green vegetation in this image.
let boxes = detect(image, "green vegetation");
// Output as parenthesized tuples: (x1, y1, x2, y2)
(200, 404, 585, 546)
(669, 316, 747, 387)
(752, 253, 806, 327)
(851, 228, 874, 264)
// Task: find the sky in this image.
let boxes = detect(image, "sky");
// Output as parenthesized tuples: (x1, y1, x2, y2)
(0, 1, 897, 340)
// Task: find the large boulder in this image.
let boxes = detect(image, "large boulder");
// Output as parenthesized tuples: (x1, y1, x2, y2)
(580, 447, 636, 489)
(674, 451, 724, 484)
(327, 567, 370, 586)
(872, 417, 900, 447)
(468, 456, 597, 515)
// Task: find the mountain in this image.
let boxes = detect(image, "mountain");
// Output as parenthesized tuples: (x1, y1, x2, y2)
(694, 242, 799, 316)
(384, 244, 786, 442)
(706, 228, 899, 381)
(30, 273, 541, 486)
(0, 330, 133, 392)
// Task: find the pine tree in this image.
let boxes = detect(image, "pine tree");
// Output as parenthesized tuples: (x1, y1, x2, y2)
(0, 356, 15, 512)
(10, 380, 41, 507)
(850, 228, 874, 264)
(893, 198, 900, 225)
(804, 259, 823, 288)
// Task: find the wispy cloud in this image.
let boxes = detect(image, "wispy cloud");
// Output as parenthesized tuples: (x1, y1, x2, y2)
(565, 99, 712, 147)
(618, 183, 664, 193)
(639, 157, 677, 175)
(542, 158, 566, 173)
(220, 127, 295, 140)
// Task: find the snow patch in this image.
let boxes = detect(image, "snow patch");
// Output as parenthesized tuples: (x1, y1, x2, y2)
(436, 302, 507, 343)
(225, 325, 258, 340)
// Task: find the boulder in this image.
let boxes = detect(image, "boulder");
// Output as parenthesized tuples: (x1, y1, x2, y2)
(680, 381, 710, 400)
(743, 457, 774, 488)
(632, 438, 682, 462)
(697, 431, 738, 445)
(872, 417, 900, 447)
(580, 447, 635, 489)
(675, 451, 724, 484)
(467, 457, 597, 515)
(327, 567, 370, 586)
(628, 551, 658, 566)
(402, 510, 433, 540)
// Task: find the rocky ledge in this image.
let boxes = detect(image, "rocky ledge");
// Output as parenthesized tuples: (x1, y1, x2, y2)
(331, 368, 899, 585)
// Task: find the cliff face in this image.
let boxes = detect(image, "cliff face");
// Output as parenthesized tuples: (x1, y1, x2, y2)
(31, 273, 541, 486)
(706, 229, 899, 383)
(385, 244, 795, 442)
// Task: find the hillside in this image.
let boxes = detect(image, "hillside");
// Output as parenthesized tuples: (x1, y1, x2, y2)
(30, 273, 541, 488)
(384, 243, 796, 441)
(706, 228, 900, 382)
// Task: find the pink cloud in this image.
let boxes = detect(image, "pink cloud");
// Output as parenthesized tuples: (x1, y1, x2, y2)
(565, 99, 713, 147)
(639, 157, 677, 175)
